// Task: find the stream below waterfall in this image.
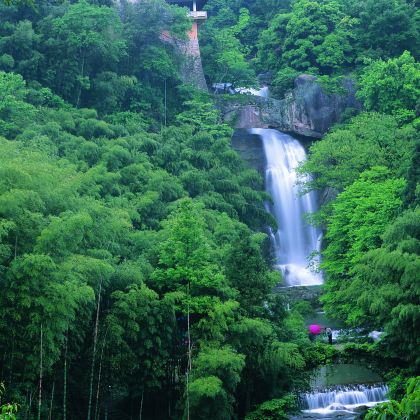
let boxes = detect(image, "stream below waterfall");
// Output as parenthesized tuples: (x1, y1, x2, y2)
(293, 364, 388, 419)
(297, 384, 388, 419)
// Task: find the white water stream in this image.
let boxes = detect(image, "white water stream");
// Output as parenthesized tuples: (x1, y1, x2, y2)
(250, 128, 323, 286)
(302, 384, 388, 416)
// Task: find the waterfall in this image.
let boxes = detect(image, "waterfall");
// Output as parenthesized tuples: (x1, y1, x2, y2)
(302, 384, 388, 414)
(250, 129, 322, 286)
(258, 86, 269, 97)
(235, 85, 269, 97)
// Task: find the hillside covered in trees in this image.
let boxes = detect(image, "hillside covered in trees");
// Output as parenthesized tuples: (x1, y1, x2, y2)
(0, 0, 419, 419)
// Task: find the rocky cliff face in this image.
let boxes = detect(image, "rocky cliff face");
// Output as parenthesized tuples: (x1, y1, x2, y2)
(231, 129, 266, 173)
(220, 75, 360, 138)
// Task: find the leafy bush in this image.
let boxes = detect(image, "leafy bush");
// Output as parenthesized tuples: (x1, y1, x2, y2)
(365, 376, 420, 419)
(246, 394, 298, 420)
(0, 383, 17, 420)
(357, 51, 420, 124)
(272, 67, 299, 97)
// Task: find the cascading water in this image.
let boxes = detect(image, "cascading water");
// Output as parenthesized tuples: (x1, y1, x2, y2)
(236, 85, 269, 97)
(302, 384, 388, 416)
(258, 85, 269, 98)
(250, 128, 323, 286)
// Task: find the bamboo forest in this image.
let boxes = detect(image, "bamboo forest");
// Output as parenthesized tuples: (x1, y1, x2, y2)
(0, 0, 418, 419)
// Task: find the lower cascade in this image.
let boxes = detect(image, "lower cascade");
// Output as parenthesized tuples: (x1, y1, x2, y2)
(250, 128, 322, 286)
(302, 384, 389, 415)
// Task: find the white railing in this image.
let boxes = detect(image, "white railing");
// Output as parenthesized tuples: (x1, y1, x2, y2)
(188, 10, 207, 19)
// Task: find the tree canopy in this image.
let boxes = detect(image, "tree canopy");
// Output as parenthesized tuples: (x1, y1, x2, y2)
(0, 0, 419, 419)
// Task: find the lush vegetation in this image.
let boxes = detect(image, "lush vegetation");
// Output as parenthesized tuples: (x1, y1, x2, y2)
(0, 0, 191, 123)
(0, 64, 320, 417)
(365, 376, 420, 419)
(201, 0, 419, 95)
(0, 0, 419, 419)
(0, 1, 322, 419)
(299, 51, 419, 375)
(294, 4, 420, 417)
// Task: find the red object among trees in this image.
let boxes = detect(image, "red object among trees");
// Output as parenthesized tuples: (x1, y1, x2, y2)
(309, 324, 322, 335)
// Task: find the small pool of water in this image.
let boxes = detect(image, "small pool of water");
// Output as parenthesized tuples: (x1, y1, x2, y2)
(310, 364, 383, 389)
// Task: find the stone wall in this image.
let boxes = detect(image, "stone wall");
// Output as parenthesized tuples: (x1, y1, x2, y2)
(162, 28, 207, 91)
(177, 37, 208, 90)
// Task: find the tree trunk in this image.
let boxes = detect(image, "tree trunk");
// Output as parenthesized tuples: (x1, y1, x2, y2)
(28, 388, 33, 420)
(138, 389, 144, 420)
(76, 53, 85, 108)
(8, 332, 15, 386)
(94, 327, 108, 420)
(186, 369, 190, 420)
(37, 324, 43, 420)
(87, 280, 102, 420)
(48, 381, 55, 420)
(104, 385, 110, 420)
(63, 335, 68, 420)
(186, 282, 191, 420)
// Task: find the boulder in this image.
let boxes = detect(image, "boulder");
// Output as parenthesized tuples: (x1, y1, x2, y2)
(280, 75, 360, 137)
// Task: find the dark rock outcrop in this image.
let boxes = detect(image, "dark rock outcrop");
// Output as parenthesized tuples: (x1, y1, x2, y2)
(218, 75, 361, 138)
(231, 129, 265, 173)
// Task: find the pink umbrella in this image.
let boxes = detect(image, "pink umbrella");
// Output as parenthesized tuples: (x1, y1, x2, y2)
(309, 324, 322, 335)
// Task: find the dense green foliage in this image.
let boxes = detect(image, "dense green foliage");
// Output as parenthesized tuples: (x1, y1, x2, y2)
(302, 118, 419, 375)
(201, 0, 291, 86)
(0, 0, 419, 419)
(299, 112, 416, 193)
(344, 210, 420, 367)
(322, 167, 406, 282)
(0, 383, 17, 420)
(201, 0, 419, 96)
(298, 3, 420, 379)
(357, 51, 420, 125)
(0, 0, 191, 123)
(366, 376, 420, 419)
(200, 6, 257, 86)
(0, 2, 323, 419)
(245, 394, 297, 420)
(0, 66, 305, 417)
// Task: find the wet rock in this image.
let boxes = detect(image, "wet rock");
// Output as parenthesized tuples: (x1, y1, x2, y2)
(231, 129, 266, 173)
(321, 187, 339, 206)
(217, 75, 361, 138)
(275, 285, 323, 305)
(280, 75, 360, 138)
(227, 104, 265, 129)
(258, 71, 273, 85)
(354, 405, 370, 419)
(295, 74, 318, 86)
